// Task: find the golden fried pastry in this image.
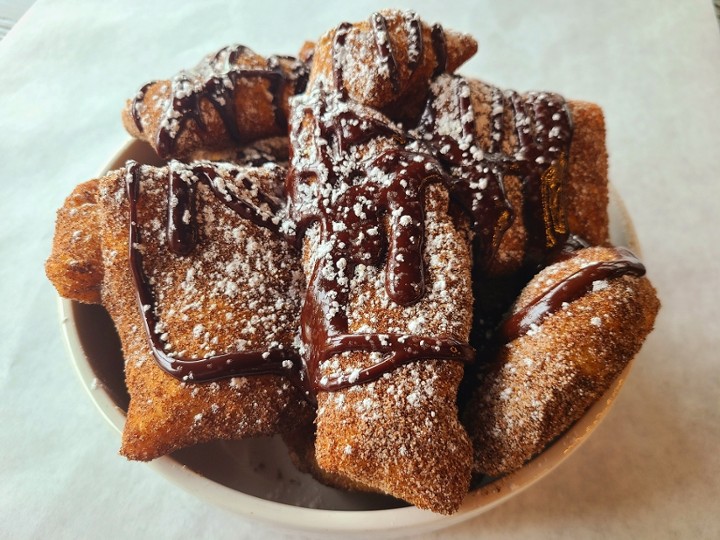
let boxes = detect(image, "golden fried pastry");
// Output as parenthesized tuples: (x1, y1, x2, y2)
(49, 160, 312, 460)
(45, 179, 103, 304)
(122, 45, 308, 159)
(308, 9, 477, 122)
(287, 86, 474, 514)
(415, 74, 609, 277)
(463, 246, 659, 477)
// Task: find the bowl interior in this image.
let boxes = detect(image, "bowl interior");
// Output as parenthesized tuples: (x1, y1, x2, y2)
(60, 138, 638, 534)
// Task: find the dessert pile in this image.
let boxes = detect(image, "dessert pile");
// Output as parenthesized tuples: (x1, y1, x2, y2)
(46, 9, 659, 514)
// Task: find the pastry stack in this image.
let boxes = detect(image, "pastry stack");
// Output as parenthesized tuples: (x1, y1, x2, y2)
(46, 9, 659, 514)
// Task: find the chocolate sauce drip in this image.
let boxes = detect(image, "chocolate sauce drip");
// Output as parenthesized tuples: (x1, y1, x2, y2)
(551, 233, 591, 263)
(165, 161, 284, 255)
(506, 90, 573, 266)
(131, 82, 155, 133)
(371, 12, 400, 93)
(332, 23, 352, 97)
(167, 169, 197, 256)
(430, 24, 447, 77)
(316, 335, 475, 391)
(131, 45, 308, 158)
(124, 161, 298, 384)
(498, 247, 646, 343)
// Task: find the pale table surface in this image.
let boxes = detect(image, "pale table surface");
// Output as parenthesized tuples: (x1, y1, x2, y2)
(1, 0, 719, 538)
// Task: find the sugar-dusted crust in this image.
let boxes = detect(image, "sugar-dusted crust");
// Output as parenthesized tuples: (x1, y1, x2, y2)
(464, 246, 660, 476)
(310, 185, 474, 514)
(309, 9, 477, 122)
(122, 47, 307, 159)
(45, 179, 103, 304)
(94, 162, 310, 460)
(566, 101, 609, 246)
(282, 423, 381, 494)
(457, 77, 610, 276)
(289, 80, 474, 513)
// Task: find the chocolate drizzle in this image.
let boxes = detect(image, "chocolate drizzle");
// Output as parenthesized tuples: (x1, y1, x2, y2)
(332, 23, 352, 98)
(430, 24, 448, 77)
(124, 161, 298, 384)
(131, 45, 309, 158)
(417, 76, 573, 268)
(123, 16, 648, 400)
(317, 335, 475, 391)
(131, 82, 154, 133)
(371, 13, 400, 93)
(498, 247, 646, 342)
(405, 12, 423, 71)
(330, 12, 449, 99)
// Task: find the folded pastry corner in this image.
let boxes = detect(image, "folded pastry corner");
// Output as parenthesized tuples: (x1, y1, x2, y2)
(566, 101, 609, 246)
(46, 179, 103, 304)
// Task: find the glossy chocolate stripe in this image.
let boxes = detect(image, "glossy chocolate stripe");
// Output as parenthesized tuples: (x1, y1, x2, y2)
(498, 247, 646, 342)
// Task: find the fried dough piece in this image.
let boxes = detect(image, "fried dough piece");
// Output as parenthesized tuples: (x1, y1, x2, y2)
(485, 98, 609, 275)
(87, 161, 310, 460)
(310, 191, 474, 513)
(309, 9, 477, 122)
(463, 246, 659, 477)
(417, 75, 609, 277)
(122, 45, 308, 159)
(289, 88, 473, 514)
(45, 179, 103, 304)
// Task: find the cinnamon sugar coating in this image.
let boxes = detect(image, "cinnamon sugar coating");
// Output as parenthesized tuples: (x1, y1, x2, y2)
(464, 246, 659, 477)
(282, 424, 381, 494)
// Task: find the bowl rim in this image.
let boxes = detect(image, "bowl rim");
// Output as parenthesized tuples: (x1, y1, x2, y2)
(57, 138, 641, 534)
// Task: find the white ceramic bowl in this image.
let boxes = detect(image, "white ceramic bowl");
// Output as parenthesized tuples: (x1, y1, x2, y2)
(58, 139, 640, 538)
